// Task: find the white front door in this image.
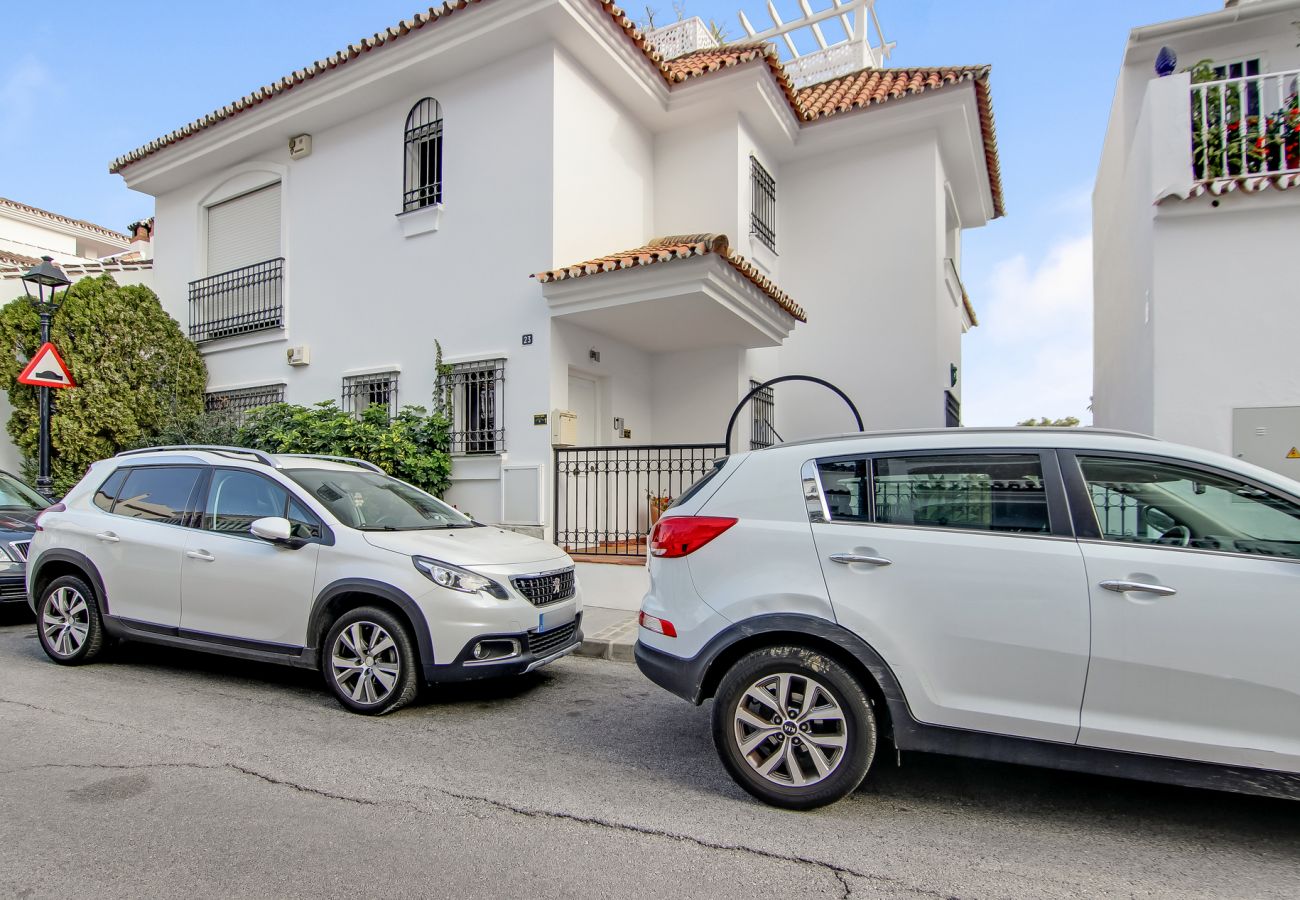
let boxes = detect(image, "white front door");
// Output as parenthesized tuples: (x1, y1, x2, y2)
(810, 451, 1091, 742)
(1070, 453, 1300, 771)
(180, 469, 321, 646)
(568, 373, 599, 446)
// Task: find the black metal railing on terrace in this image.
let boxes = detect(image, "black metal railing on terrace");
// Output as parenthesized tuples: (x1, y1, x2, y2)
(554, 443, 726, 558)
(189, 258, 284, 343)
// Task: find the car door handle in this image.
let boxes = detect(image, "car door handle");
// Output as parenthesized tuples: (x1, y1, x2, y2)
(829, 553, 892, 567)
(186, 550, 215, 562)
(1099, 580, 1177, 597)
(95, 531, 120, 543)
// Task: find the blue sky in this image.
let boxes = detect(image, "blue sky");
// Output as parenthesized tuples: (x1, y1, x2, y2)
(0, 0, 1220, 424)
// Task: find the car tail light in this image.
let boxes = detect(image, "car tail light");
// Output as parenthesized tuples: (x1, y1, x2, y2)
(649, 516, 737, 558)
(35, 502, 64, 531)
(638, 611, 677, 637)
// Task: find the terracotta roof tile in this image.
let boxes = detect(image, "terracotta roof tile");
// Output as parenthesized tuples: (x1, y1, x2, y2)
(0, 250, 42, 268)
(0, 197, 131, 243)
(1157, 173, 1300, 203)
(108, 3, 1005, 219)
(534, 233, 806, 323)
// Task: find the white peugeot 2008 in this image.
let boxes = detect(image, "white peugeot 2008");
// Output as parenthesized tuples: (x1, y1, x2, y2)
(635, 428, 1300, 809)
(28, 446, 582, 715)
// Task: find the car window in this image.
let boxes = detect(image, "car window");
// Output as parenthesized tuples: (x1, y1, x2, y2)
(283, 468, 472, 531)
(204, 470, 292, 535)
(114, 467, 205, 526)
(815, 457, 871, 522)
(287, 498, 322, 540)
(93, 469, 130, 513)
(873, 454, 1050, 534)
(1079, 456, 1300, 559)
(0, 472, 46, 509)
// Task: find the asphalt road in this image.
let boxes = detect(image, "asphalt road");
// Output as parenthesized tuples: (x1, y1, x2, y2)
(0, 607, 1297, 900)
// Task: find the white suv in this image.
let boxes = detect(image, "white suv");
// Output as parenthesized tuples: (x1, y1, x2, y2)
(636, 428, 1300, 809)
(28, 445, 582, 715)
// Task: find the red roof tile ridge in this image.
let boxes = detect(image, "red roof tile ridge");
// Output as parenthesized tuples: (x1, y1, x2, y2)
(534, 233, 805, 323)
(0, 197, 131, 242)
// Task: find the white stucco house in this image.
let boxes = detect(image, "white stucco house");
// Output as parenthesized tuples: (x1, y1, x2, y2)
(108, 0, 1003, 605)
(1093, 0, 1300, 479)
(0, 199, 155, 474)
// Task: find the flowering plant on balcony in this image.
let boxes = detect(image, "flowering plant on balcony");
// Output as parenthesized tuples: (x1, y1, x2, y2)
(1189, 59, 1300, 180)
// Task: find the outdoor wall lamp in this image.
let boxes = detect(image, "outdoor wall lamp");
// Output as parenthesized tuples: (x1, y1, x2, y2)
(20, 255, 72, 497)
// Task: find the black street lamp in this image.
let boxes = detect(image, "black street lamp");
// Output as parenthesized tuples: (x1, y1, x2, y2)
(20, 256, 72, 497)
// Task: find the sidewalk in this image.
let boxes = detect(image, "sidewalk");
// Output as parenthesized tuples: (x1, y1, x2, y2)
(575, 605, 638, 662)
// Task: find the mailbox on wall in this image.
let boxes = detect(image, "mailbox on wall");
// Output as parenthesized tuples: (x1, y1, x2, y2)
(551, 409, 578, 447)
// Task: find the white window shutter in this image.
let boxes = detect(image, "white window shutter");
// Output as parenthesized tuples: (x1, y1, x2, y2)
(206, 183, 281, 275)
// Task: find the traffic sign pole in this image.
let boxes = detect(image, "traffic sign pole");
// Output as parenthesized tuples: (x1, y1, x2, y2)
(37, 308, 52, 496)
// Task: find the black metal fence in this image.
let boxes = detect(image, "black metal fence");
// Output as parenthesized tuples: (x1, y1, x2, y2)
(189, 258, 284, 343)
(554, 443, 726, 557)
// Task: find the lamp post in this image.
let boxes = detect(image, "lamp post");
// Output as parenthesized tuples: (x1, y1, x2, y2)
(20, 256, 72, 497)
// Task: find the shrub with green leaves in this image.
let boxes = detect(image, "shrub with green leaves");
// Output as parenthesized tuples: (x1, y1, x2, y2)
(237, 402, 452, 497)
(0, 275, 206, 494)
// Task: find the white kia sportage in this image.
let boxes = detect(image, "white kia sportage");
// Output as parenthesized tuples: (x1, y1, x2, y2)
(635, 428, 1300, 809)
(28, 445, 582, 715)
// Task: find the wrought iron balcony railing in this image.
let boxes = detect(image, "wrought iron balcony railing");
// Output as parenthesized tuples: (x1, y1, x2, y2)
(189, 258, 284, 343)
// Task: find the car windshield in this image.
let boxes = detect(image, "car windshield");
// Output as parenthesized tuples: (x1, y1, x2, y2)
(284, 468, 474, 531)
(0, 472, 46, 509)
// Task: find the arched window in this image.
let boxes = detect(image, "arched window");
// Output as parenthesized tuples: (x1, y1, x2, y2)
(403, 98, 443, 211)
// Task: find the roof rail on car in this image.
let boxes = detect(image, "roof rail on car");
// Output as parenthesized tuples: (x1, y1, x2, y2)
(115, 445, 280, 467)
(281, 454, 385, 474)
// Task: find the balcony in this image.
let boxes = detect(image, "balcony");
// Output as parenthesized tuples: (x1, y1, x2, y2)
(189, 258, 284, 343)
(1191, 68, 1300, 182)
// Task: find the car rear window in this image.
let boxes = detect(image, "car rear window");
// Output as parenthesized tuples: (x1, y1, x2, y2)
(114, 467, 206, 526)
(93, 469, 129, 512)
(668, 457, 729, 510)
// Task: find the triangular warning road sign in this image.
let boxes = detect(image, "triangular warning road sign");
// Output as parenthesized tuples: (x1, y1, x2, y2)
(1287, 447, 1300, 460)
(17, 342, 75, 389)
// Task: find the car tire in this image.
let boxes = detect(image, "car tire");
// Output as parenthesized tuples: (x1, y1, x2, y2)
(36, 574, 107, 666)
(711, 645, 876, 810)
(323, 606, 419, 716)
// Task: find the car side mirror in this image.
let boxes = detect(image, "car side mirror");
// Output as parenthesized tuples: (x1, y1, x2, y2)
(250, 516, 302, 547)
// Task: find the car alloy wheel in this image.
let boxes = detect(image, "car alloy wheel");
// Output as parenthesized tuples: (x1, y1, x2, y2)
(733, 672, 848, 787)
(42, 585, 91, 658)
(331, 620, 402, 706)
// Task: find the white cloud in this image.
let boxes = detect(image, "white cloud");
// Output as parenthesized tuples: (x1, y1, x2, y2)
(961, 233, 1094, 426)
(0, 56, 56, 124)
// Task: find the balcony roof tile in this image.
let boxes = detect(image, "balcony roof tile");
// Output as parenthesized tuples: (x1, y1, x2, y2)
(534, 233, 806, 323)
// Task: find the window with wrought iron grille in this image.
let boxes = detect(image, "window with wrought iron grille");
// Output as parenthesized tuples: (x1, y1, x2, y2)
(749, 155, 776, 252)
(204, 384, 286, 422)
(342, 372, 399, 419)
(439, 359, 505, 454)
(750, 380, 777, 450)
(403, 98, 443, 212)
(945, 390, 961, 428)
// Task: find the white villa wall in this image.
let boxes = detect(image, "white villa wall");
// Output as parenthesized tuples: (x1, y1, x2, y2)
(1094, 3, 1300, 447)
(650, 346, 746, 446)
(0, 220, 78, 263)
(776, 136, 947, 439)
(550, 318, 654, 445)
(151, 47, 559, 523)
(1151, 199, 1300, 455)
(653, 118, 739, 239)
(551, 48, 653, 268)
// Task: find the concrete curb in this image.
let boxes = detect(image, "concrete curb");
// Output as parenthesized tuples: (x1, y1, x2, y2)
(575, 616, 637, 662)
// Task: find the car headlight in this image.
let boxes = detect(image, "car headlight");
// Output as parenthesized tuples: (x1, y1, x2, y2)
(412, 556, 508, 599)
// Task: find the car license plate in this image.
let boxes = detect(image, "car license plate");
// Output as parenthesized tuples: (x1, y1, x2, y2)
(539, 605, 576, 634)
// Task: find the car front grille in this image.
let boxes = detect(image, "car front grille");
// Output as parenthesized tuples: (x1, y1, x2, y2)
(0, 583, 26, 602)
(511, 568, 576, 607)
(9, 541, 29, 561)
(527, 622, 577, 659)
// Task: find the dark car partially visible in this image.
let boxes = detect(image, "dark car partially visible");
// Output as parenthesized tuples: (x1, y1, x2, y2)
(0, 471, 48, 605)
